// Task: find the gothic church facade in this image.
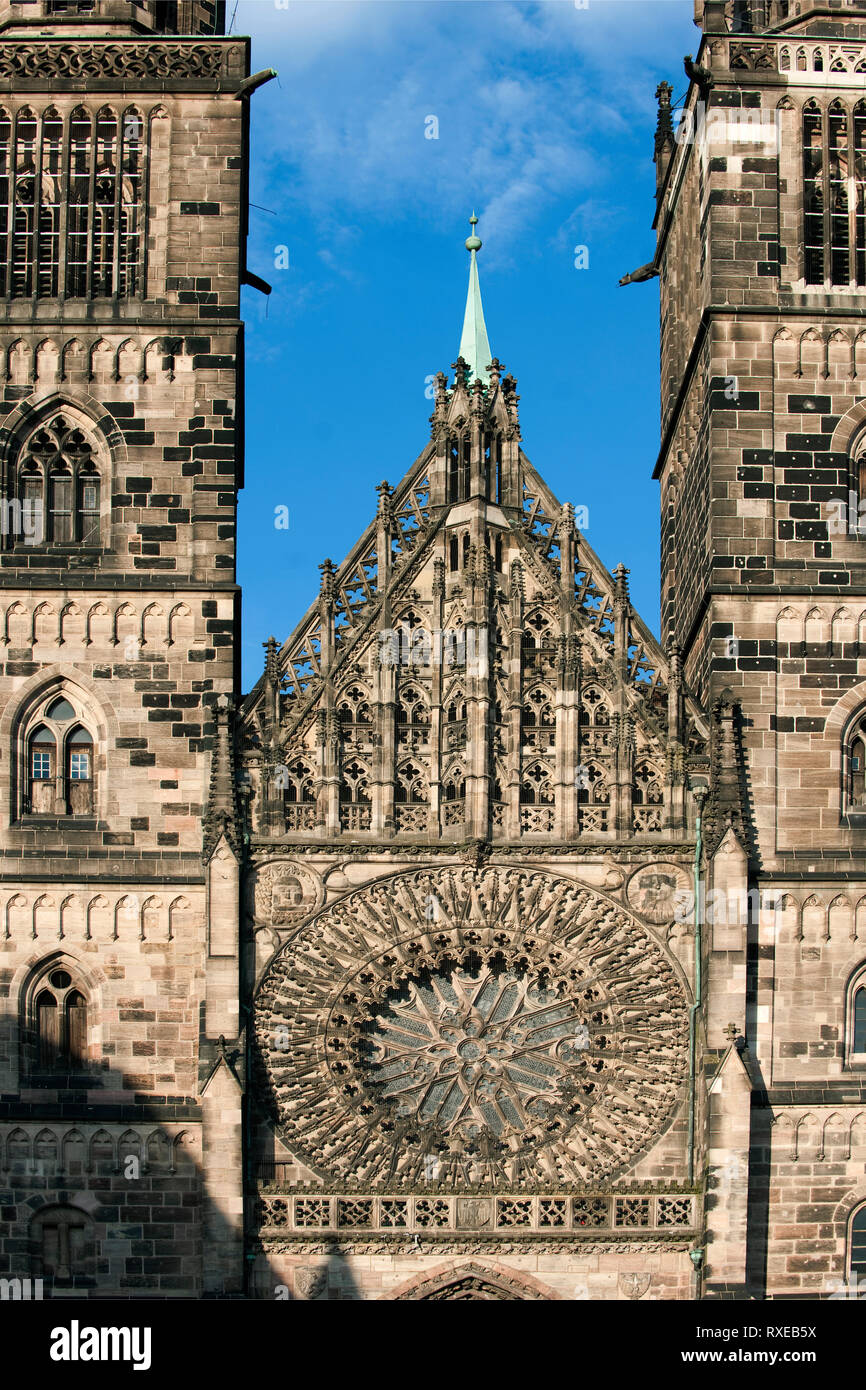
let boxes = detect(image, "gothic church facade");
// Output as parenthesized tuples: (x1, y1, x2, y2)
(0, 0, 864, 1302)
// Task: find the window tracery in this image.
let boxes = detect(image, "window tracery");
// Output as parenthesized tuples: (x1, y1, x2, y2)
(633, 760, 664, 833)
(340, 758, 371, 832)
(22, 957, 91, 1081)
(10, 414, 102, 551)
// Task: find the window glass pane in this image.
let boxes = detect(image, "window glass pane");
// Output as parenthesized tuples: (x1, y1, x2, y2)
(854, 987, 866, 1053)
(68, 752, 90, 780)
(46, 697, 75, 721)
(32, 750, 52, 778)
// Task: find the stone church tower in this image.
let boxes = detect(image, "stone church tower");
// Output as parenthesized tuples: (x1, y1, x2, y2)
(0, 0, 269, 1297)
(653, 0, 866, 1299)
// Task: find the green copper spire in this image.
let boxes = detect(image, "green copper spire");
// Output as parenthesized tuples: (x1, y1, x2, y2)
(458, 212, 492, 385)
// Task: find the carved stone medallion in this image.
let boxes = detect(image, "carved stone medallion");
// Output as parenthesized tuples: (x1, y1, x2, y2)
(626, 862, 691, 926)
(250, 859, 323, 927)
(254, 867, 689, 1189)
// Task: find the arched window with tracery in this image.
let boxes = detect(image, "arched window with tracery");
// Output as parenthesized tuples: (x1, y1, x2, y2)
(484, 432, 503, 503)
(281, 756, 315, 832)
(447, 431, 470, 503)
(119, 108, 144, 296)
(395, 759, 428, 833)
(11, 415, 102, 551)
(578, 686, 612, 756)
(521, 611, 555, 674)
(442, 770, 465, 830)
(23, 959, 90, 1081)
(444, 690, 467, 752)
(577, 762, 610, 833)
(37, 108, 62, 296)
(337, 685, 373, 751)
(67, 105, 91, 297)
(633, 760, 665, 833)
(521, 686, 555, 750)
(396, 685, 429, 751)
(339, 758, 371, 832)
(520, 760, 554, 833)
(21, 692, 96, 818)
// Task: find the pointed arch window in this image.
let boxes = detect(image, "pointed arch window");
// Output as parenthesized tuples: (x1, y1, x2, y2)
(339, 759, 371, 832)
(282, 756, 315, 832)
(485, 433, 503, 503)
(395, 759, 428, 809)
(447, 433, 470, 503)
(396, 686, 429, 749)
(22, 692, 97, 818)
(844, 711, 866, 814)
(633, 760, 665, 833)
(31, 966, 89, 1075)
(521, 687, 555, 750)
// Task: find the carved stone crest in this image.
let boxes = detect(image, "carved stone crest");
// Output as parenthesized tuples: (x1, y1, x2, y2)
(294, 1265, 328, 1300)
(618, 1272, 652, 1300)
(250, 859, 323, 927)
(626, 862, 691, 926)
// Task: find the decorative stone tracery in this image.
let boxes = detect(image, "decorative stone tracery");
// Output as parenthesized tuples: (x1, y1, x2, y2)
(254, 865, 689, 1191)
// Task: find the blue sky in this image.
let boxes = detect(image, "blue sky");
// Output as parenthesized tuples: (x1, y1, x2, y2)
(233, 0, 698, 689)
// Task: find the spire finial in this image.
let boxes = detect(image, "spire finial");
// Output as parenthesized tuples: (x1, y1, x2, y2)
(458, 212, 492, 385)
(466, 211, 482, 253)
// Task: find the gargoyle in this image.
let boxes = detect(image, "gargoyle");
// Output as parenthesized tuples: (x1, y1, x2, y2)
(618, 262, 659, 287)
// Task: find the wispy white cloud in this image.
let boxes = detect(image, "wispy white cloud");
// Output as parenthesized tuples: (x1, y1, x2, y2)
(242, 0, 694, 259)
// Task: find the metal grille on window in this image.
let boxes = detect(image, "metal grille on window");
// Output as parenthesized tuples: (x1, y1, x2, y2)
(829, 102, 850, 286)
(856, 102, 866, 287)
(805, 101, 866, 288)
(850, 1205, 866, 1281)
(804, 102, 824, 285)
(0, 104, 146, 301)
